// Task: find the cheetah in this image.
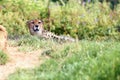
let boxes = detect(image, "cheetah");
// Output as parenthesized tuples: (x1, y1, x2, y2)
(27, 19, 75, 42)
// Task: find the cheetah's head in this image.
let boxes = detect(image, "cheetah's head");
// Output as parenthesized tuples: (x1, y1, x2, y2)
(27, 19, 44, 35)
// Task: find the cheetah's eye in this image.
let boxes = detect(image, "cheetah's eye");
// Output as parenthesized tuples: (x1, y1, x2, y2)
(38, 21, 42, 24)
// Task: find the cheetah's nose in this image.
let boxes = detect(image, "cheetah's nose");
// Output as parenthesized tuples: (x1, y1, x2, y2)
(35, 25, 38, 27)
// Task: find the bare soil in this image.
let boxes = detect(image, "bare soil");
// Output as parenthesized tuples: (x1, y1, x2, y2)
(0, 46, 44, 80)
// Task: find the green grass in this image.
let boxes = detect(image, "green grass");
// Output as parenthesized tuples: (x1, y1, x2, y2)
(8, 35, 59, 52)
(8, 38, 120, 80)
(0, 50, 8, 65)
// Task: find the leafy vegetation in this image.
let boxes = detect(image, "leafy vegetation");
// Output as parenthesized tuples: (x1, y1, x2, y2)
(0, 0, 120, 40)
(8, 38, 120, 80)
(0, 50, 8, 65)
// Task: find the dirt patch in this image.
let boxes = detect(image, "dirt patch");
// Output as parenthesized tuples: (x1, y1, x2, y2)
(0, 46, 43, 80)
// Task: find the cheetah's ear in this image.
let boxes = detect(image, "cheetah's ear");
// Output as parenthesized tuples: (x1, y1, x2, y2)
(41, 20, 43, 23)
(26, 20, 31, 25)
(38, 19, 43, 23)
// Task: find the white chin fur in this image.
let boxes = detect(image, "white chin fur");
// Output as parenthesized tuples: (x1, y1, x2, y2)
(34, 29, 42, 36)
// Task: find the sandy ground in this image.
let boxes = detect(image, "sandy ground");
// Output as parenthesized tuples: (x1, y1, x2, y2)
(0, 46, 43, 80)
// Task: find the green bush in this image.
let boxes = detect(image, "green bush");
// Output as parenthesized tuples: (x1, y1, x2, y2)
(0, 0, 120, 40)
(0, 0, 47, 35)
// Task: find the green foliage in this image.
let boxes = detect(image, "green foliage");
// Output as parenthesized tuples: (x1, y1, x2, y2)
(0, 0, 120, 40)
(0, 0, 47, 35)
(0, 50, 8, 65)
(8, 41, 120, 80)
